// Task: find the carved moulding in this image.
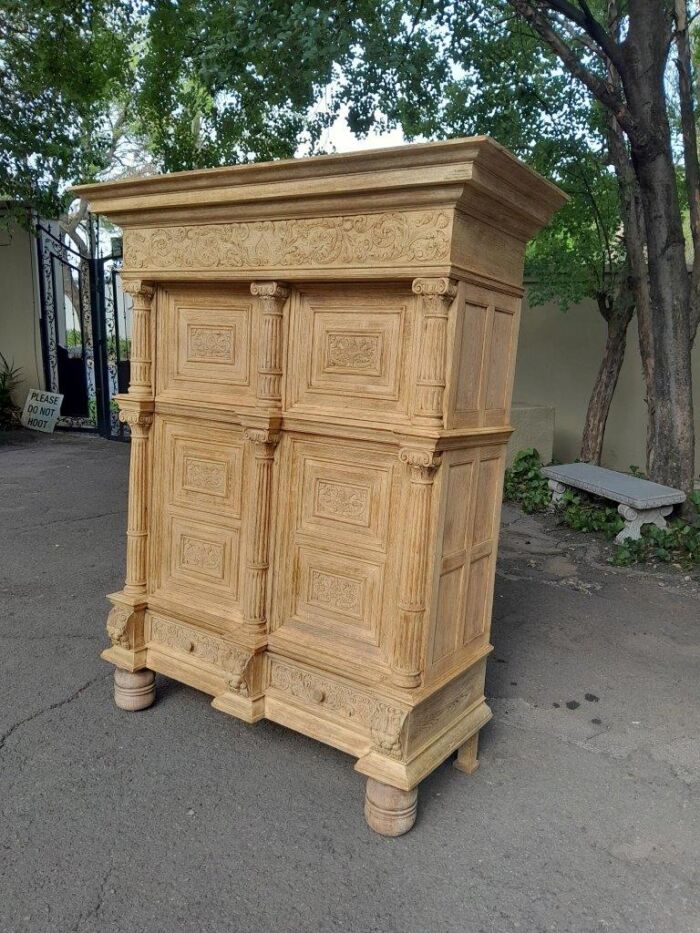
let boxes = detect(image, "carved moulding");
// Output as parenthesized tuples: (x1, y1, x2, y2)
(123, 210, 452, 274)
(269, 661, 409, 761)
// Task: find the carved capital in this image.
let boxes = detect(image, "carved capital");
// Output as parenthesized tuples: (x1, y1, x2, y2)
(399, 447, 441, 482)
(121, 280, 155, 305)
(118, 409, 154, 431)
(412, 277, 458, 300)
(250, 281, 289, 303)
(243, 426, 280, 450)
(369, 704, 408, 760)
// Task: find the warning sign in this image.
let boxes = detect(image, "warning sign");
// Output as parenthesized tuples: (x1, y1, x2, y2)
(21, 388, 64, 433)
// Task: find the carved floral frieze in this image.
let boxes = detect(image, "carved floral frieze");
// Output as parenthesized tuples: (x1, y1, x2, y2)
(124, 211, 452, 272)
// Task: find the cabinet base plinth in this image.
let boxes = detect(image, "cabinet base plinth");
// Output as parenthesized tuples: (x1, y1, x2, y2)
(211, 691, 265, 723)
(114, 668, 155, 711)
(364, 778, 418, 837)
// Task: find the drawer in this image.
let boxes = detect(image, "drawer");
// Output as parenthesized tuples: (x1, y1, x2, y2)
(265, 656, 409, 760)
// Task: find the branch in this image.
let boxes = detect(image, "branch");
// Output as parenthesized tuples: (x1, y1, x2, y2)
(673, 0, 700, 340)
(506, 0, 636, 137)
(544, 0, 625, 69)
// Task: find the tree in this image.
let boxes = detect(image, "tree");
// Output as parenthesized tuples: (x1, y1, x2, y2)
(0, 0, 136, 223)
(342, 1, 699, 492)
(503, 0, 699, 493)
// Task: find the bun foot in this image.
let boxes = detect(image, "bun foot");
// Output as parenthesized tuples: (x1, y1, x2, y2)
(113, 668, 155, 711)
(364, 778, 418, 837)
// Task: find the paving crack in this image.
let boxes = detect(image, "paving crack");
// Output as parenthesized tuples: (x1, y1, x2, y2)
(0, 671, 111, 755)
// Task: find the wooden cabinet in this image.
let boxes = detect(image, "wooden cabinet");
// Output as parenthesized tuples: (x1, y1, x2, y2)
(78, 138, 564, 835)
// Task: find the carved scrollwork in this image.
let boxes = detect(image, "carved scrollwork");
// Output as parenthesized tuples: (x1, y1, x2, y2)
(124, 211, 452, 273)
(220, 646, 254, 697)
(106, 606, 132, 649)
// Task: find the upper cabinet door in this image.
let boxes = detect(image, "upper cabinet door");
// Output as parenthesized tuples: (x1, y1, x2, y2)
(156, 284, 256, 407)
(284, 283, 414, 426)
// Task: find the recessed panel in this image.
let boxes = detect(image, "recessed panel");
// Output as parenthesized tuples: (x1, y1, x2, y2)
(294, 546, 382, 644)
(286, 287, 412, 419)
(167, 515, 239, 599)
(171, 429, 243, 519)
(157, 286, 254, 403)
(299, 453, 391, 549)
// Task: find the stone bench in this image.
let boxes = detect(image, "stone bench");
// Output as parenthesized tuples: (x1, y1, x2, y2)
(541, 463, 686, 544)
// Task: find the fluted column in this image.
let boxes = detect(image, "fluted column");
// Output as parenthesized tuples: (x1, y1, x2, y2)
(390, 448, 441, 688)
(242, 427, 279, 633)
(120, 408, 153, 597)
(122, 281, 155, 399)
(250, 282, 289, 404)
(411, 277, 457, 424)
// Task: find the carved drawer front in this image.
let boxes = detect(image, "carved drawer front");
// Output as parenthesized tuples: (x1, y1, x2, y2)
(150, 417, 244, 618)
(427, 446, 504, 681)
(156, 284, 254, 405)
(273, 437, 398, 660)
(266, 657, 408, 760)
(286, 285, 412, 421)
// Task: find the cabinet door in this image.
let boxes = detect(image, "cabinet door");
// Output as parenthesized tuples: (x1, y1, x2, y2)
(148, 415, 245, 627)
(272, 435, 400, 674)
(156, 284, 256, 408)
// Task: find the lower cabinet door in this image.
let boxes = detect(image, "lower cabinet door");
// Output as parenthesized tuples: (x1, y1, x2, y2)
(271, 434, 401, 677)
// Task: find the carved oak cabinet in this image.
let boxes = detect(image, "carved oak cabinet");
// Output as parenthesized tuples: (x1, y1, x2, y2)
(77, 138, 563, 835)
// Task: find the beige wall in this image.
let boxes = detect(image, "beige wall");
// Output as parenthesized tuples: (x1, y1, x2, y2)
(514, 292, 700, 471)
(0, 215, 44, 399)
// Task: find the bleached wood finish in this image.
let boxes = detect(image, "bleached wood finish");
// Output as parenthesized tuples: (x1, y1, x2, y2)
(76, 137, 564, 835)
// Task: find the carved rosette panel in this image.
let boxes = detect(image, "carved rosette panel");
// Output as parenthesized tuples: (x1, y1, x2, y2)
(250, 282, 288, 403)
(121, 281, 155, 398)
(149, 616, 254, 697)
(124, 211, 452, 274)
(412, 277, 457, 423)
(241, 428, 280, 633)
(391, 448, 442, 688)
(270, 661, 408, 760)
(118, 405, 154, 597)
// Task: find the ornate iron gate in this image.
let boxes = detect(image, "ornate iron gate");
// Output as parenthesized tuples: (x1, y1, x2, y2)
(36, 222, 130, 439)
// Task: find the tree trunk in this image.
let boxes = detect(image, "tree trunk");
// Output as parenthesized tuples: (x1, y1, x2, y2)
(580, 296, 634, 464)
(620, 1, 695, 493)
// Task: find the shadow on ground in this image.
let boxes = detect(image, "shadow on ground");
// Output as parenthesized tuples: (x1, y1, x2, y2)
(1, 432, 698, 933)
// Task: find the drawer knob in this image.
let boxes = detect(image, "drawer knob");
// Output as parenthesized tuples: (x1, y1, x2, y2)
(187, 641, 195, 653)
(311, 688, 325, 704)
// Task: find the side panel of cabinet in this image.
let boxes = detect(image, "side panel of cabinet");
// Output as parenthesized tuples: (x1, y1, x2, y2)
(445, 284, 521, 430)
(424, 443, 505, 684)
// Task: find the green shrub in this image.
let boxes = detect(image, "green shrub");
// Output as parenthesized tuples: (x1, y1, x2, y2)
(503, 447, 700, 571)
(0, 353, 22, 429)
(503, 448, 551, 513)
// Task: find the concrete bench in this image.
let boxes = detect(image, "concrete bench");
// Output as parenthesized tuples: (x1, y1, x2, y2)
(541, 463, 686, 544)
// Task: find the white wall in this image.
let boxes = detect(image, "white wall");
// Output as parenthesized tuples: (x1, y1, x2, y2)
(514, 293, 700, 471)
(0, 214, 44, 398)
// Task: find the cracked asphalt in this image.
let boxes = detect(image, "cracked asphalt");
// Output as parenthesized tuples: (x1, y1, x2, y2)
(1, 431, 699, 933)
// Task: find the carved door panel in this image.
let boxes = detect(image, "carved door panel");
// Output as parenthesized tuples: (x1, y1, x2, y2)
(148, 415, 245, 627)
(155, 283, 256, 408)
(285, 284, 414, 424)
(272, 436, 400, 673)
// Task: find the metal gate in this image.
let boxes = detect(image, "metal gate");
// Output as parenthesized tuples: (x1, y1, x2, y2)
(36, 221, 131, 439)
